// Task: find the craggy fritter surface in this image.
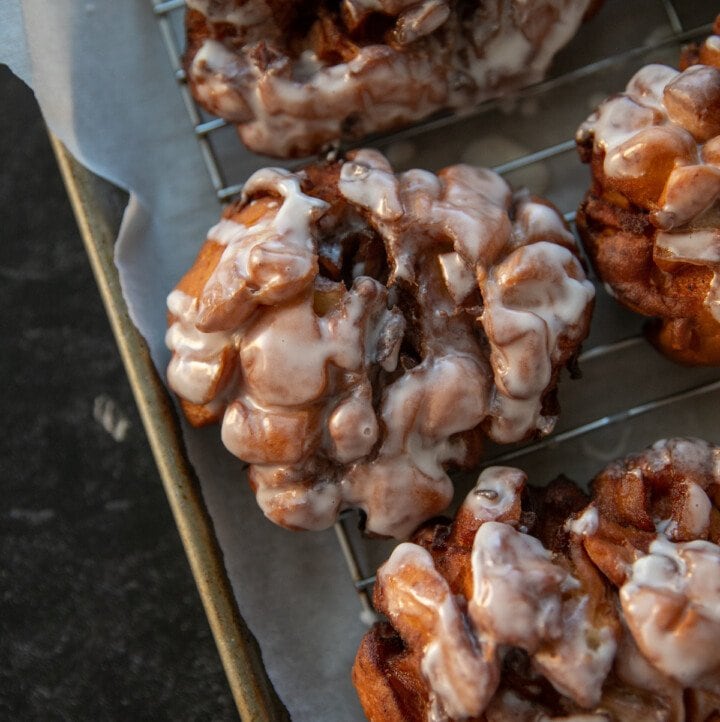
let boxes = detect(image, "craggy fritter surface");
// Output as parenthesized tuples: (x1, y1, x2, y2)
(576, 18, 720, 365)
(184, 0, 597, 157)
(165, 150, 594, 537)
(354, 439, 720, 721)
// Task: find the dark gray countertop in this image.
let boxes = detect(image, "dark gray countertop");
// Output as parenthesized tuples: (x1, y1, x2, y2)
(0, 64, 237, 721)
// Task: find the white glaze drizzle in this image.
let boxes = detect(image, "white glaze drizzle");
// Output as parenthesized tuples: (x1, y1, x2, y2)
(638, 438, 718, 540)
(167, 152, 592, 537)
(469, 522, 568, 653)
(646, 437, 720, 483)
(166, 289, 235, 405)
(338, 151, 404, 222)
(368, 444, 720, 719)
(437, 252, 476, 305)
(187, 0, 593, 157)
(338, 150, 593, 454)
(620, 534, 720, 687)
(189, 40, 254, 123)
(709, 272, 720, 323)
(655, 228, 720, 264)
(481, 241, 594, 443)
(579, 61, 720, 320)
(533, 594, 617, 709)
(342, 353, 490, 538)
(186, 0, 275, 35)
(379, 542, 498, 719)
(676, 481, 712, 539)
(654, 165, 720, 230)
(374, 481, 621, 719)
(461, 466, 526, 524)
(567, 506, 599, 537)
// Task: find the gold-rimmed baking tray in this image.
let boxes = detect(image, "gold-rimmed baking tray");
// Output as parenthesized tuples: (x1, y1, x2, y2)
(50, 134, 289, 721)
(50, 1, 720, 719)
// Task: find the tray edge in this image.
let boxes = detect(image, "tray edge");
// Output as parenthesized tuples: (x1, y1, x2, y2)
(49, 132, 289, 722)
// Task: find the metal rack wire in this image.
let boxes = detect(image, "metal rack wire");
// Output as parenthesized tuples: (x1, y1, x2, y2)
(151, 0, 720, 619)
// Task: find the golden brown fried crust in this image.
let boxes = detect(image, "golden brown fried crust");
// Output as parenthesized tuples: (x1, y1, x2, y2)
(166, 151, 593, 536)
(352, 624, 427, 722)
(576, 21, 720, 365)
(577, 179, 712, 323)
(527, 475, 590, 550)
(585, 440, 720, 589)
(354, 439, 720, 722)
(172, 197, 280, 307)
(680, 15, 720, 71)
(576, 191, 720, 365)
(183, 1, 598, 157)
(167, 197, 280, 427)
(354, 478, 616, 722)
(179, 396, 221, 427)
(687, 690, 720, 722)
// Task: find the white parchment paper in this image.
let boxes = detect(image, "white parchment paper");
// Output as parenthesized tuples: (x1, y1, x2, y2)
(4, 2, 720, 719)
(2, 2, 368, 718)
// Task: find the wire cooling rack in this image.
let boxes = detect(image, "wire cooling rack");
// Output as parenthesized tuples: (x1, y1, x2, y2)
(151, 0, 720, 622)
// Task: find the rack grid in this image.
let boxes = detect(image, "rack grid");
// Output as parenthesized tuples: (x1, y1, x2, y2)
(151, 0, 720, 624)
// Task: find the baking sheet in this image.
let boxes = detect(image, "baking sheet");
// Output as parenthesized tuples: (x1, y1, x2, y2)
(4, 1, 720, 719)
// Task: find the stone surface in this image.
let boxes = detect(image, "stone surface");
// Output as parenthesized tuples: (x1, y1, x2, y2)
(0, 64, 237, 720)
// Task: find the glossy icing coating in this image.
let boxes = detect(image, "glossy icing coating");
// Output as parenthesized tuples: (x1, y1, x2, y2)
(460, 466, 526, 524)
(620, 536, 720, 688)
(356, 439, 720, 721)
(166, 152, 592, 537)
(186, 0, 593, 157)
(368, 472, 618, 720)
(380, 542, 498, 719)
(578, 438, 720, 697)
(577, 49, 720, 337)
